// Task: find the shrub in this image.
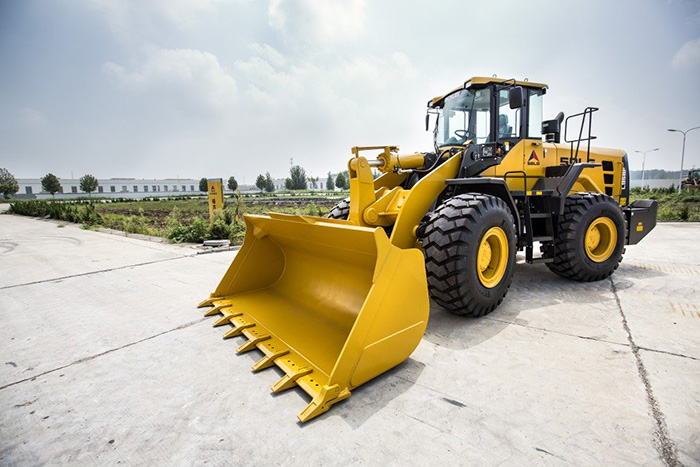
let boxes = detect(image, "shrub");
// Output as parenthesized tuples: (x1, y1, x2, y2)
(210, 218, 231, 239)
(305, 202, 322, 216)
(9, 200, 102, 225)
(168, 217, 210, 243)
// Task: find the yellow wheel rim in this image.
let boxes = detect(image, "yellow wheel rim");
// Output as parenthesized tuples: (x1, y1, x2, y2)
(584, 217, 617, 263)
(477, 226, 508, 288)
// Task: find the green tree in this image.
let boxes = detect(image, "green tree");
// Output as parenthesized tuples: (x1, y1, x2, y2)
(264, 172, 275, 192)
(227, 176, 238, 192)
(335, 172, 347, 190)
(326, 172, 335, 191)
(41, 173, 62, 198)
(199, 177, 208, 192)
(79, 174, 98, 197)
(285, 178, 293, 190)
(0, 168, 19, 199)
(255, 174, 266, 192)
(289, 165, 307, 190)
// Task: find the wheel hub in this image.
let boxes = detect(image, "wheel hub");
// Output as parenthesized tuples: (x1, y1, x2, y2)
(476, 226, 508, 288)
(584, 217, 617, 263)
(478, 241, 492, 272)
(586, 226, 601, 250)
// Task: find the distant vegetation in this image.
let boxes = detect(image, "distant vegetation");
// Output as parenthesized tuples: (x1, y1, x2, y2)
(284, 165, 307, 190)
(79, 174, 99, 196)
(630, 187, 700, 221)
(7, 193, 344, 244)
(0, 168, 19, 199)
(629, 169, 681, 180)
(41, 173, 62, 197)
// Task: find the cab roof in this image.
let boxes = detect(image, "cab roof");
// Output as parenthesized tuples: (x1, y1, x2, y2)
(429, 76, 548, 108)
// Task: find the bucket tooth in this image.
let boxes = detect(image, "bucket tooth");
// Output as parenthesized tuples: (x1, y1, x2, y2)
(213, 312, 242, 328)
(197, 297, 215, 308)
(252, 349, 290, 372)
(271, 367, 313, 393)
(236, 334, 271, 354)
(298, 385, 351, 423)
(203, 304, 227, 317)
(223, 322, 255, 339)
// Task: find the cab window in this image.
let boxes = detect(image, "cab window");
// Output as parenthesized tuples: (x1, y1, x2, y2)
(498, 89, 521, 140)
(437, 88, 491, 146)
(528, 89, 544, 138)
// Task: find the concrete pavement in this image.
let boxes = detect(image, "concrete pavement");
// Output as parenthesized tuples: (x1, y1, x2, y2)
(0, 214, 698, 465)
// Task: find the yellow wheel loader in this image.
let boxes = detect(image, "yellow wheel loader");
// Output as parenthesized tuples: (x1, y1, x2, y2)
(198, 76, 658, 422)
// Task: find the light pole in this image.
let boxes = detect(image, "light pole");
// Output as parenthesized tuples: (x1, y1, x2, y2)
(668, 126, 700, 194)
(633, 148, 659, 188)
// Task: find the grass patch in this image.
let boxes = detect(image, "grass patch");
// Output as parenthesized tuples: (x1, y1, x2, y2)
(8, 194, 343, 244)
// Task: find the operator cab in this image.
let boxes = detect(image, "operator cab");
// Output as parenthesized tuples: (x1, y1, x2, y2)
(428, 77, 547, 152)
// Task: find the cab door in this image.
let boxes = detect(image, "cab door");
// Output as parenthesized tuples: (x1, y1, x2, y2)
(484, 86, 548, 192)
(488, 88, 527, 191)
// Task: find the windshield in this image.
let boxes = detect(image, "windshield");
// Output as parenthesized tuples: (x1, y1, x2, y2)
(436, 88, 492, 147)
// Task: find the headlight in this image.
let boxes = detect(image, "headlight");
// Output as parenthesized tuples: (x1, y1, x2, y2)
(482, 146, 493, 158)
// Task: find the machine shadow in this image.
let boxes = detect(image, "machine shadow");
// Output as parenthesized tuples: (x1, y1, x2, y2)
(423, 257, 667, 350)
(225, 334, 425, 430)
(298, 358, 426, 430)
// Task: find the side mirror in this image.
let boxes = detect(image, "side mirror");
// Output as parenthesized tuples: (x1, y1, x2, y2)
(425, 113, 430, 131)
(509, 86, 524, 109)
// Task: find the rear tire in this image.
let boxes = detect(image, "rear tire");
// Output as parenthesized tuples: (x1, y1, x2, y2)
(327, 198, 350, 220)
(546, 193, 625, 281)
(418, 194, 517, 317)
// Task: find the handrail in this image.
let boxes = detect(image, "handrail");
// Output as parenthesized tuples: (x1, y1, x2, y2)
(504, 170, 529, 192)
(564, 107, 599, 163)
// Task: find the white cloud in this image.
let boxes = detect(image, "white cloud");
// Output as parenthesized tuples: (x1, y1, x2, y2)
(268, 0, 366, 47)
(672, 37, 700, 70)
(103, 47, 237, 113)
(234, 44, 416, 125)
(82, 0, 245, 40)
(228, 43, 422, 176)
(18, 107, 48, 128)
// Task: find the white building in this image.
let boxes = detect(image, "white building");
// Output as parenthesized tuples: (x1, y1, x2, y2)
(17, 177, 203, 199)
(272, 176, 336, 192)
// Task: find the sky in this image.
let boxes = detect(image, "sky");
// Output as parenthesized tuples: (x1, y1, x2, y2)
(1, 0, 699, 184)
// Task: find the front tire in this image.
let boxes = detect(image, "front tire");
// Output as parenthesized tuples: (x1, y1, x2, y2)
(419, 194, 517, 317)
(546, 193, 625, 281)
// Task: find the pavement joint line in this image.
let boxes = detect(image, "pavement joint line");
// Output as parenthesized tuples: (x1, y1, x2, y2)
(0, 318, 207, 392)
(637, 346, 700, 362)
(483, 316, 629, 348)
(0, 254, 193, 291)
(609, 277, 681, 467)
(484, 315, 696, 362)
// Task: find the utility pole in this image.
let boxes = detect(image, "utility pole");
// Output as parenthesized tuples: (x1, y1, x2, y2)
(633, 148, 659, 188)
(668, 126, 700, 194)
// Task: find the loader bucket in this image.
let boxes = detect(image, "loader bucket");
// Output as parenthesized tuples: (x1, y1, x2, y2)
(198, 212, 429, 422)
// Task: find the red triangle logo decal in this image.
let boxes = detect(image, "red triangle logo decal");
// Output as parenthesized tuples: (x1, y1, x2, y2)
(528, 150, 540, 165)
